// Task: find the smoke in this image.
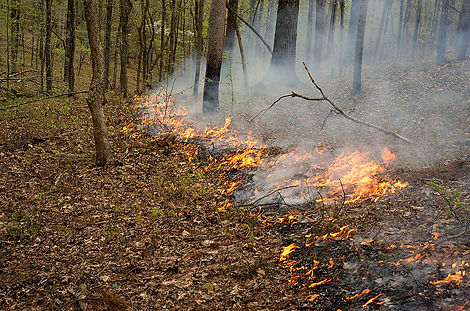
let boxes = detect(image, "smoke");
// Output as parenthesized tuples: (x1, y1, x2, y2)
(144, 0, 469, 205)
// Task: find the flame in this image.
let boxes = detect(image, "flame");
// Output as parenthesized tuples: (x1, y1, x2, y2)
(430, 271, 465, 285)
(345, 288, 371, 301)
(308, 278, 331, 288)
(280, 243, 300, 262)
(362, 293, 384, 307)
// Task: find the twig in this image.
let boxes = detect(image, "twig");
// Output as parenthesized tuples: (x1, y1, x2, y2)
(227, 6, 273, 55)
(249, 185, 299, 206)
(0, 91, 88, 111)
(252, 63, 416, 145)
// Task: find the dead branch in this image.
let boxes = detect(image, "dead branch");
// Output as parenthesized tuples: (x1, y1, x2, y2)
(252, 63, 415, 145)
(0, 91, 88, 111)
(227, 6, 273, 55)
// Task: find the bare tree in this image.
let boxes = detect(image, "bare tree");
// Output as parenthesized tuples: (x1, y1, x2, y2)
(353, 0, 368, 94)
(305, 0, 315, 65)
(45, 0, 52, 93)
(119, 0, 132, 97)
(65, 0, 75, 91)
(437, 0, 449, 64)
(412, 0, 422, 58)
(83, 0, 113, 166)
(313, 0, 326, 69)
(202, 0, 226, 113)
(457, 0, 470, 61)
(104, 0, 113, 90)
(192, 0, 204, 97)
(10, 0, 20, 73)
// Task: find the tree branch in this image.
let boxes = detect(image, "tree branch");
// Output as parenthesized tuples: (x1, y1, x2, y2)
(252, 63, 416, 145)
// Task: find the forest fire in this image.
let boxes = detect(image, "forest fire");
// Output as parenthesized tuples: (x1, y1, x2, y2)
(126, 93, 409, 209)
(122, 93, 470, 309)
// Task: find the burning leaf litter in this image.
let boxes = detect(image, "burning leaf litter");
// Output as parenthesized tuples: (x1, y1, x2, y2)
(123, 92, 468, 309)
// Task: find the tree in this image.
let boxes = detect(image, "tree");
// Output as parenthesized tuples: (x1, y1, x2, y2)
(313, 0, 326, 69)
(265, 0, 300, 84)
(65, 0, 75, 91)
(412, 0, 422, 58)
(457, 0, 470, 61)
(83, 0, 113, 166)
(353, 0, 368, 94)
(437, 0, 449, 64)
(224, 0, 239, 53)
(347, 0, 360, 64)
(10, 0, 20, 73)
(119, 0, 132, 97)
(45, 0, 52, 93)
(192, 0, 204, 97)
(304, 0, 315, 65)
(202, 0, 226, 113)
(104, 0, 113, 90)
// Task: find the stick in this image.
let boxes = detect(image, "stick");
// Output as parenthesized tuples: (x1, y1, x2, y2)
(227, 6, 273, 55)
(0, 91, 88, 111)
(252, 63, 415, 145)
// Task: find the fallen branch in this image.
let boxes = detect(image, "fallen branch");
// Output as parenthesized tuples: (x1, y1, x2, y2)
(0, 91, 88, 111)
(252, 63, 415, 145)
(227, 6, 273, 55)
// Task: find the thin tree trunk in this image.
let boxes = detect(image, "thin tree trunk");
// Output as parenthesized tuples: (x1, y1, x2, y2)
(224, 0, 239, 53)
(347, 0, 360, 64)
(192, 0, 203, 97)
(412, 0, 422, 58)
(10, 0, 20, 73)
(235, 22, 248, 91)
(437, 0, 449, 64)
(397, 0, 404, 57)
(305, 0, 315, 65)
(119, 0, 132, 97)
(45, 0, 52, 93)
(326, 0, 337, 75)
(457, 0, 470, 61)
(375, 0, 389, 62)
(158, 0, 166, 81)
(202, 0, 226, 113)
(83, 0, 113, 166)
(338, 0, 345, 76)
(313, 0, 326, 69)
(353, 0, 368, 94)
(65, 0, 75, 91)
(104, 0, 113, 90)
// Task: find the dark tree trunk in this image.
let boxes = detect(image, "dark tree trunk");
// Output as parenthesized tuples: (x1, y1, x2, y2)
(119, 0, 132, 97)
(375, 0, 390, 61)
(437, 0, 449, 64)
(412, 0, 422, 58)
(326, 0, 337, 74)
(338, 0, 345, 75)
(266, 0, 299, 83)
(45, 0, 52, 93)
(168, 0, 177, 74)
(192, 0, 203, 97)
(397, 0, 404, 56)
(347, 0, 360, 64)
(235, 22, 248, 90)
(313, 0, 326, 69)
(353, 0, 368, 94)
(65, 0, 75, 91)
(224, 0, 239, 53)
(304, 0, 315, 65)
(457, 0, 470, 61)
(158, 0, 166, 81)
(104, 0, 113, 89)
(83, 0, 113, 166)
(202, 0, 226, 113)
(10, 0, 20, 73)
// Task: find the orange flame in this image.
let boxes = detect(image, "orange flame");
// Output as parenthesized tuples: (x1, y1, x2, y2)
(430, 271, 465, 285)
(280, 243, 300, 262)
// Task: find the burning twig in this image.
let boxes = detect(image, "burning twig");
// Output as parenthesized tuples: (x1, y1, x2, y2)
(251, 63, 416, 145)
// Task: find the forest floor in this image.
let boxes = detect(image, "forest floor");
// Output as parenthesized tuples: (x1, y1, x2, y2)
(1, 58, 470, 310)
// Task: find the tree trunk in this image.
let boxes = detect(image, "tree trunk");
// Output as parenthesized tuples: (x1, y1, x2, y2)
(202, 0, 226, 113)
(412, 0, 422, 58)
(235, 22, 249, 91)
(45, 0, 52, 93)
(326, 0, 337, 75)
(10, 0, 20, 73)
(83, 0, 113, 167)
(457, 0, 470, 61)
(347, 0, 360, 64)
(313, 0, 326, 69)
(353, 0, 368, 94)
(266, 0, 300, 83)
(437, 0, 449, 64)
(224, 0, 239, 53)
(104, 0, 113, 89)
(158, 0, 166, 81)
(119, 0, 132, 97)
(192, 0, 203, 97)
(304, 0, 315, 65)
(338, 0, 345, 76)
(65, 0, 75, 91)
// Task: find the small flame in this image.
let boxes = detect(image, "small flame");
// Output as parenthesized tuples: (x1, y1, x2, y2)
(430, 271, 465, 285)
(280, 243, 300, 262)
